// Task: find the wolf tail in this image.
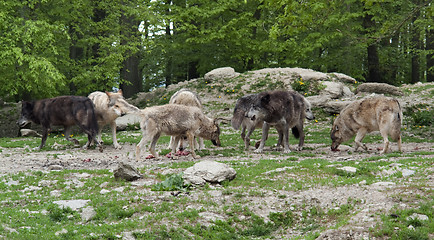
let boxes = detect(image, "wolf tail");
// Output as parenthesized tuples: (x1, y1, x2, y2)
(291, 127, 300, 139)
(231, 108, 244, 130)
(390, 100, 402, 141)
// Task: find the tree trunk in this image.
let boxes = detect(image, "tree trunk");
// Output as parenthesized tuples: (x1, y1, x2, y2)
(410, 8, 421, 84)
(427, 28, 434, 82)
(119, 6, 143, 98)
(363, 11, 382, 83)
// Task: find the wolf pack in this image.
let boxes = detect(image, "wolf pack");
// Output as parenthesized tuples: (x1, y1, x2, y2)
(17, 87, 403, 159)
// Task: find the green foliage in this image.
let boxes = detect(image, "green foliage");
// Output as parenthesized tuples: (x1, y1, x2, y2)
(152, 173, 190, 191)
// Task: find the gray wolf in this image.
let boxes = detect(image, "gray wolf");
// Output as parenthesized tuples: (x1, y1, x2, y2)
(135, 104, 221, 160)
(88, 90, 139, 149)
(168, 89, 204, 151)
(17, 96, 102, 151)
(245, 90, 312, 153)
(330, 96, 402, 154)
(232, 93, 314, 150)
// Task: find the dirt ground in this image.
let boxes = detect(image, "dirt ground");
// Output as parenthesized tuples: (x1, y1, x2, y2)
(1, 137, 432, 239)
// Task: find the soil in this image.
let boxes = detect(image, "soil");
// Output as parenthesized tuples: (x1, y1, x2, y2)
(1, 137, 432, 239)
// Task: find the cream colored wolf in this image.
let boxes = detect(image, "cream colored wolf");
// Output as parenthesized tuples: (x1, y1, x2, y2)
(330, 96, 402, 154)
(88, 90, 139, 149)
(136, 104, 221, 161)
(168, 89, 204, 151)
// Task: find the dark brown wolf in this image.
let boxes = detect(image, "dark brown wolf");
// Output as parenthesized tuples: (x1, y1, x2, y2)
(17, 96, 102, 151)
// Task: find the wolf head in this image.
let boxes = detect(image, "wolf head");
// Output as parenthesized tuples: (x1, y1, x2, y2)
(106, 90, 139, 117)
(330, 117, 351, 151)
(210, 119, 221, 147)
(246, 93, 270, 122)
(17, 101, 35, 127)
(304, 99, 315, 120)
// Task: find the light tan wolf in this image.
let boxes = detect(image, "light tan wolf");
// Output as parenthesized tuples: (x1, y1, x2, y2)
(135, 104, 221, 161)
(330, 96, 402, 154)
(168, 89, 205, 151)
(88, 90, 139, 149)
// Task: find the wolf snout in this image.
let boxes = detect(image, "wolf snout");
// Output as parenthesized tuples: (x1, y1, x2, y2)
(212, 139, 221, 147)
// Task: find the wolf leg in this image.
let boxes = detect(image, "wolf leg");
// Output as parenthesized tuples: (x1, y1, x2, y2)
(244, 125, 256, 151)
(397, 135, 402, 152)
(187, 132, 200, 159)
(296, 124, 305, 151)
(354, 129, 368, 152)
(110, 121, 122, 149)
(281, 126, 291, 153)
(64, 126, 80, 145)
(254, 123, 270, 153)
(38, 127, 49, 150)
(136, 132, 150, 161)
(379, 129, 390, 154)
(170, 136, 180, 160)
(197, 137, 205, 150)
(149, 133, 161, 159)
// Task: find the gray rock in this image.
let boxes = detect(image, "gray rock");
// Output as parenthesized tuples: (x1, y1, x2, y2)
(204, 67, 240, 81)
(320, 81, 344, 99)
(356, 83, 404, 96)
(183, 160, 236, 185)
(407, 213, 429, 221)
(81, 206, 97, 222)
(20, 129, 42, 137)
(337, 166, 357, 174)
(114, 162, 142, 181)
(401, 169, 415, 177)
(115, 114, 141, 131)
(53, 199, 90, 211)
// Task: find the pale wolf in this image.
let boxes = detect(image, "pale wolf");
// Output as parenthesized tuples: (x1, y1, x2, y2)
(232, 93, 314, 150)
(88, 90, 139, 149)
(330, 96, 402, 154)
(135, 104, 221, 160)
(245, 90, 312, 153)
(168, 89, 204, 151)
(17, 96, 102, 151)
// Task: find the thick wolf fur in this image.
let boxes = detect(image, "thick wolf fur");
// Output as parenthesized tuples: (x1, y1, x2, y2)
(136, 104, 221, 160)
(232, 93, 314, 150)
(168, 89, 204, 151)
(245, 90, 311, 153)
(17, 96, 102, 151)
(88, 90, 139, 149)
(330, 96, 402, 154)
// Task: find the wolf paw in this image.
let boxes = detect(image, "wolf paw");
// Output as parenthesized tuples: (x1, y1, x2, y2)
(254, 149, 263, 153)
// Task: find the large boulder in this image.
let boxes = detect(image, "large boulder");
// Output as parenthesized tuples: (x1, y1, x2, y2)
(204, 67, 240, 81)
(113, 162, 142, 181)
(183, 160, 236, 185)
(356, 83, 403, 96)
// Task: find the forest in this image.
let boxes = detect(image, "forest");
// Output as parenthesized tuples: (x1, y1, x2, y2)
(0, 0, 433, 101)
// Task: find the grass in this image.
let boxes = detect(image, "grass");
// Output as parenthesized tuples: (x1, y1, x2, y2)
(0, 112, 433, 239)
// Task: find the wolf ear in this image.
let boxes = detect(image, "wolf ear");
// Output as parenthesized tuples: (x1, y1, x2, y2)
(117, 89, 123, 95)
(261, 94, 271, 105)
(105, 91, 112, 97)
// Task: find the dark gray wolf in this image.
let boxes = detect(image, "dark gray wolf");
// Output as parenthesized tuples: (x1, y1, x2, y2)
(88, 90, 139, 149)
(17, 96, 102, 151)
(232, 93, 314, 150)
(168, 89, 204, 151)
(136, 104, 221, 160)
(245, 90, 312, 153)
(330, 96, 402, 154)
